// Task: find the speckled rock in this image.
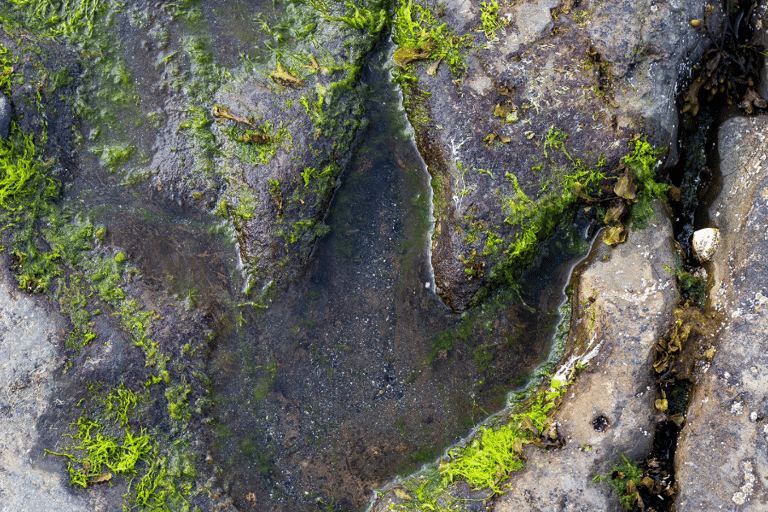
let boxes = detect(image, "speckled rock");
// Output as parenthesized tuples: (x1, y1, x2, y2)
(0, 270, 92, 512)
(674, 116, 768, 511)
(492, 202, 678, 511)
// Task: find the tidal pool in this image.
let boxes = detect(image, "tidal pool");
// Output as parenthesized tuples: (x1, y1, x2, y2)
(205, 40, 592, 511)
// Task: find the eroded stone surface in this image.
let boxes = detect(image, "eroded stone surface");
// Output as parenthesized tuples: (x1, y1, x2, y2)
(492, 202, 678, 511)
(675, 116, 768, 511)
(0, 270, 92, 512)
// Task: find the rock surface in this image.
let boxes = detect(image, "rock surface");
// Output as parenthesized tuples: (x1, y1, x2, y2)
(674, 116, 768, 510)
(4, 1, 765, 510)
(0, 270, 91, 512)
(393, 0, 720, 311)
(493, 204, 678, 510)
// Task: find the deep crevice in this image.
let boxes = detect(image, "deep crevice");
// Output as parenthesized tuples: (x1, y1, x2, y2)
(638, 0, 767, 510)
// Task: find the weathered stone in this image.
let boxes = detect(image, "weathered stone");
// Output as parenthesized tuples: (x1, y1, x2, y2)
(0, 271, 92, 512)
(492, 202, 678, 510)
(394, 0, 720, 311)
(675, 116, 768, 511)
(142, 7, 386, 300)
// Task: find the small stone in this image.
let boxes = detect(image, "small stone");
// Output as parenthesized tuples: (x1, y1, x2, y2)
(0, 94, 10, 141)
(692, 228, 720, 262)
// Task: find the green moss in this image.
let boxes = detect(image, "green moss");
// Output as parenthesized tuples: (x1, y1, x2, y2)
(99, 382, 139, 427)
(0, 43, 19, 92)
(470, 129, 668, 307)
(392, 0, 473, 75)
(479, 0, 505, 40)
(0, 9, 219, 510)
(165, 381, 192, 422)
(93, 143, 134, 172)
(325, 1, 388, 36)
(46, 381, 197, 510)
(622, 139, 669, 228)
(392, 375, 573, 510)
(47, 417, 152, 487)
(3, 0, 113, 39)
(0, 123, 55, 212)
(284, 218, 331, 245)
(472, 346, 494, 372)
(664, 252, 706, 309)
(0, 124, 62, 294)
(180, 35, 232, 105)
(44, 384, 151, 488)
(593, 455, 644, 511)
(58, 275, 97, 352)
(252, 357, 277, 402)
(440, 377, 569, 493)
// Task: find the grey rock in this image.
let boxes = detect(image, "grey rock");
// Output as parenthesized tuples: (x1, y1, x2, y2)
(0, 273, 92, 512)
(493, 202, 678, 511)
(0, 94, 10, 141)
(675, 116, 768, 511)
(143, 7, 383, 299)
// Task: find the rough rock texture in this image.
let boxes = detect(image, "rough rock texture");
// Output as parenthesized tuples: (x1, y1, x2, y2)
(395, 0, 720, 310)
(492, 202, 678, 510)
(368, 202, 679, 511)
(675, 116, 768, 510)
(0, 270, 91, 512)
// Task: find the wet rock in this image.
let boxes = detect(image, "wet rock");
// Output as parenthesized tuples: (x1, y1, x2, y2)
(0, 93, 10, 140)
(691, 227, 720, 262)
(675, 116, 768, 511)
(0, 32, 79, 177)
(492, 202, 678, 510)
(394, 0, 720, 310)
(0, 270, 92, 512)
